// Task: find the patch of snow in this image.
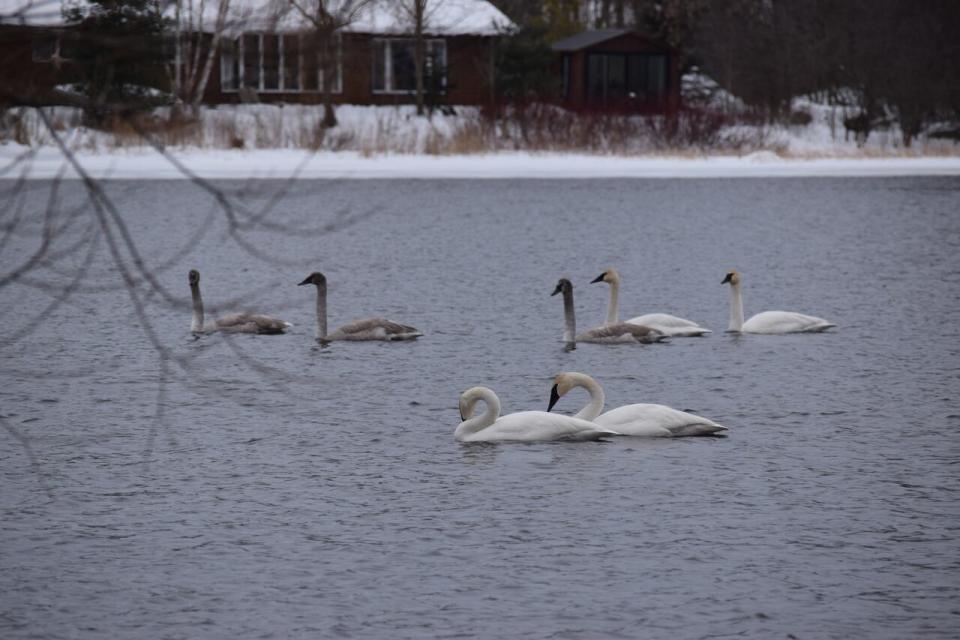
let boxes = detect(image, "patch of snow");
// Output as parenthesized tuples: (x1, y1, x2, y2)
(743, 151, 781, 163)
(0, 0, 65, 26)
(681, 68, 746, 111)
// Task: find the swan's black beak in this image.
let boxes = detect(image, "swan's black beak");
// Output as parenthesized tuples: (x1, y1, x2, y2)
(547, 384, 560, 412)
(721, 273, 733, 284)
(298, 277, 311, 286)
(550, 284, 562, 296)
(590, 273, 605, 284)
(459, 407, 465, 421)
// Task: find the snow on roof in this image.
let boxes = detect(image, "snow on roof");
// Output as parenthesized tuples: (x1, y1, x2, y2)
(216, 0, 513, 36)
(0, 0, 515, 35)
(0, 0, 66, 26)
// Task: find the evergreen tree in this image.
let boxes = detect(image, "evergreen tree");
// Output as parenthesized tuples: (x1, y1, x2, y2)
(494, 23, 559, 104)
(64, 0, 170, 125)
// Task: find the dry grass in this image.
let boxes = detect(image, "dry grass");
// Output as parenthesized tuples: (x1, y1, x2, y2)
(411, 106, 782, 156)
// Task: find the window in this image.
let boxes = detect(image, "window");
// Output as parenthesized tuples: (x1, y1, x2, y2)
(585, 53, 668, 104)
(32, 33, 74, 64)
(262, 34, 280, 91)
(627, 53, 667, 101)
(220, 33, 342, 94)
(242, 34, 260, 89)
(372, 38, 447, 94)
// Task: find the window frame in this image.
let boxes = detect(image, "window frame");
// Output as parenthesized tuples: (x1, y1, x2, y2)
(220, 32, 342, 94)
(371, 37, 447, 95)
(31, 31, 71, 64)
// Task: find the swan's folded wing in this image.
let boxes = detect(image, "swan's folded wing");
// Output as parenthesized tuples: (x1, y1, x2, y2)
(333, 317, 423, 340)
(595, 403, 726, 437)
(577, 322, 666, 344)
(216, 312, 289, 334)
(486, 411, 616, 442)
(744, 311, 835, 334)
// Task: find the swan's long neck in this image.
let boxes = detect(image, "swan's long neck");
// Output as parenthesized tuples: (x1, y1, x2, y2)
(562, 286, 576, 343)
(455, 387, 500, 441)
(190, 282, 204, 332)
(728, 282, 744, 332)
(313, 282, 328, 340)
(570, 373, 605, 420)
(605, 278, 620, 325)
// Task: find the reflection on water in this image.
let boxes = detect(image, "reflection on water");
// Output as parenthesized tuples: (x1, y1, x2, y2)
(1, 177, 959, 639)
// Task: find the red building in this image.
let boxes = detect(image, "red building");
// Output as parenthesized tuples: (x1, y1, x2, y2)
(0, 0, 75, 106)
(553, 29, 681, 115)
(0, 0, 514, 108)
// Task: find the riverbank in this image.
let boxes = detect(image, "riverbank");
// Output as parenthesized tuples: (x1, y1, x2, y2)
(3, 145, 959, 180)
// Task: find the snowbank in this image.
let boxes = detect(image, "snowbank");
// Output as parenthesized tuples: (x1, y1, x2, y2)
(4, 146, 959, 180)
(3, 99, 958, 179)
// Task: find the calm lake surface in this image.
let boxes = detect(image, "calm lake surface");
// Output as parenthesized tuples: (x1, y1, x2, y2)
(1, 177, 959, 639)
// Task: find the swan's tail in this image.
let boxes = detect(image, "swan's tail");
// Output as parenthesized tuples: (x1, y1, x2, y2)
(669, 422, 729, 437)
(563, 428, 619, 442)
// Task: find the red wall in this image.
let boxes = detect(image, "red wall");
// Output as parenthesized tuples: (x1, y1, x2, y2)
(0, 26, 68, 106)
(203, 33, 496, 106)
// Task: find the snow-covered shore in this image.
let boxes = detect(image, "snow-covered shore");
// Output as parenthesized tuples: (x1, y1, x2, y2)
(2, 100, 958, 179)
(4, 146, 959, 180)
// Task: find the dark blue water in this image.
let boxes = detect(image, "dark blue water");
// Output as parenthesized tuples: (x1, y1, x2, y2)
(1, 177, 959, 639)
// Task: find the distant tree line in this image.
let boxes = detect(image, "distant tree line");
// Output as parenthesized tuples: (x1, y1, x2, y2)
(491, 0, 960, 142)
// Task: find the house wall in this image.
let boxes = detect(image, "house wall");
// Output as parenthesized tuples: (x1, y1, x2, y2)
(561, 32, 681, 115)
(202, 33, 495, 106)
(1, 26, 495, 108)
(0, 26, 67, 106)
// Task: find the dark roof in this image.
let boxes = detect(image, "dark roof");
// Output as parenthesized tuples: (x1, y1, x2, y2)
(551, 29, 634, 52)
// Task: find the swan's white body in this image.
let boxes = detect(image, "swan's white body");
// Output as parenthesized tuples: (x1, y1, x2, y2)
(595, 268, 711, 337)
(189, 270, 290, 335)
(740, 310, 835, 334)
(299, 272, 422, 342)
(553, 278, 666, 345)
(724, 270, 835, 334)
(549, 372, 728, 437)
(593, 404, 726, 437)
(456, 386, 617, 443)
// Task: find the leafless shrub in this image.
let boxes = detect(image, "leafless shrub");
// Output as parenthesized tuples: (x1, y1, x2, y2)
(426, 105, 777, 155)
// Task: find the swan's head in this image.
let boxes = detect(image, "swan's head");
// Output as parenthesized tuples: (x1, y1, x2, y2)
(551, 278, 572, 297)
(547, 372, 578, 412)
(590, 268, 619, 285)
(458, 386, 488, 421)
(188, 269, 200, 286)
(298, 272, 327, 287)
(721, 269, 740, 286)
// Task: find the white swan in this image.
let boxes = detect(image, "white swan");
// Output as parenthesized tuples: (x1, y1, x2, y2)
(722, 270, 835, 334)
(298, 272, 423, 342)
(547, 372, 728, 437)
(189, 269, 291, 334)
(456, 386, 618, 443)
(591, 268, 711, 337)
(552, 278, 666, 344)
